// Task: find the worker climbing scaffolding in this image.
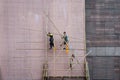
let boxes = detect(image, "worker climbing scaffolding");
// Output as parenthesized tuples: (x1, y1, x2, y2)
(47, 32, 54, 49)
(69, 54, 75, 70)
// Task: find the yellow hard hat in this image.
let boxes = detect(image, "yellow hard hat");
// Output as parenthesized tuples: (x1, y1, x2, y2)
(50, 33, 53, 36)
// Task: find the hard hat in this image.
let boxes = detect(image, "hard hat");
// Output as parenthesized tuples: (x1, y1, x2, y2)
(50, 33, 53, 35)
(50, 33, 53, 36)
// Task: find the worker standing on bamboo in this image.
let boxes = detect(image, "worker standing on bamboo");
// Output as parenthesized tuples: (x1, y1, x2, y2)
(60, 32, 69, 49)
(69, 54, 75, 70)
(47, 32, 54, 49)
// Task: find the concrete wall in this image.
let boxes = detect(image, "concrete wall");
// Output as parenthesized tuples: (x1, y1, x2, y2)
(0, 0, 85, 80)
(87, 47, 120, 56)
(86, 0, 120, 80)
(87, 56, 120, 80)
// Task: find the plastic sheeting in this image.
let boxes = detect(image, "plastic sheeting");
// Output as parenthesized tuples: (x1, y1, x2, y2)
(0, 0, 85, 80)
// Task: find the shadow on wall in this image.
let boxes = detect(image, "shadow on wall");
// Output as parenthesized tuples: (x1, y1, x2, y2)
(0, 67, 2, 80)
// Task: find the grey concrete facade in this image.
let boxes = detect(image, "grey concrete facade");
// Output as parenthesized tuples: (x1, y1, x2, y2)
(87, 56, 120, 80)
(86, 0, 120, 80)
(87, 47, 120, 56)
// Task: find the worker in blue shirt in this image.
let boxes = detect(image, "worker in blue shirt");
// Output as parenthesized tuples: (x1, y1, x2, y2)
(47, 32, 54, 49)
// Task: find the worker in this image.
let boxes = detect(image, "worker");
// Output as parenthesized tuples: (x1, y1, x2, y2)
(60, 32, 69, 49)
(69, 54, 75, 70)
(47, 32, 54, 49)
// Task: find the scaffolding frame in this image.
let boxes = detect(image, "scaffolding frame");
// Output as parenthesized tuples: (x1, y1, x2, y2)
(15, 0, 90, 79)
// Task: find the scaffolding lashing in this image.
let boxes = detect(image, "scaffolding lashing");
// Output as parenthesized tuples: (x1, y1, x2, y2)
(42, 63, 48, 80)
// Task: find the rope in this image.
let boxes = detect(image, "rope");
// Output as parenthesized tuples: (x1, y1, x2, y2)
(43, 12, 70, 49)
(44, 12, 62, 36)
(53, 33, 83, 40)
(16, 48, 85, 50)
(76, 50, 92, 64)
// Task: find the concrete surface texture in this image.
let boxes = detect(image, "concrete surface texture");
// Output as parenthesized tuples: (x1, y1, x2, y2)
(87, 47, 120, 56)
(0, 0, 85, 80)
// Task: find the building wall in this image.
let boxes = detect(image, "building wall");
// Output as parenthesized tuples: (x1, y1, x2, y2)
(0, 0, 85, 80)
(87, 56, 120, 80)
(86, 0, 120, 80)
(86, 0, 120, 47)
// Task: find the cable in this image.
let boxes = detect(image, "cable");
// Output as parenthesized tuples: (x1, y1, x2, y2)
(44, 12, 62, 36)
(16, 48, 85, 50)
